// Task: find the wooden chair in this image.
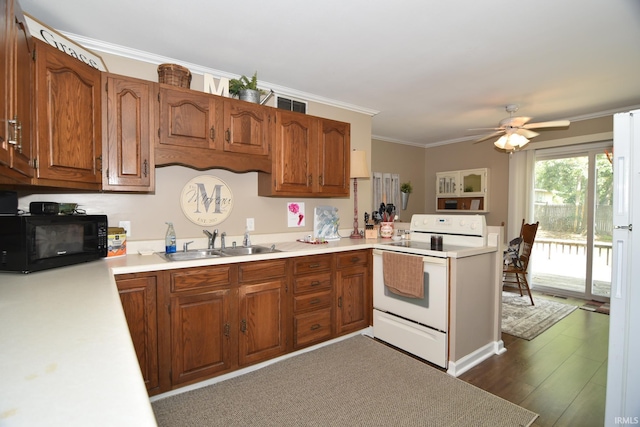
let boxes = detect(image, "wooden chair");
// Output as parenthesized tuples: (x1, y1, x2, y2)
(503, 219, 539, 305)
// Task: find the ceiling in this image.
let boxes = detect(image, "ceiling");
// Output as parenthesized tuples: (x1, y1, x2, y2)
(18, 0, 640, 148)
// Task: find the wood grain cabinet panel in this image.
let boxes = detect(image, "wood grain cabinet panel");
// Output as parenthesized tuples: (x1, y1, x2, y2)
(223, 98, 272, 156)
(115, 273, 160, 395)
(102, 73, 155, 191)
(0, 0, 33, 184)
(170, 288, 234, 386)
(238, 278, 287, 366)
(335, 250, 370, 335)
(258, 110, 350, 197)
(32, 39, 102, 188)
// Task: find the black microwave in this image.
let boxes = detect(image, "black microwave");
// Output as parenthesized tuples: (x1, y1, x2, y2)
(0, 215, 108, 273)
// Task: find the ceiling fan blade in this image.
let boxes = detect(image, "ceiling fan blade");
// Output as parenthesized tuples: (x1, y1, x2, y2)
(474, 130, 505, 143)
(515, 128, 539, 139)
(522, 120, 570, 130)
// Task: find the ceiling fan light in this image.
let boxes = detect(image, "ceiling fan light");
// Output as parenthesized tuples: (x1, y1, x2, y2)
(494, 133, 529, 151)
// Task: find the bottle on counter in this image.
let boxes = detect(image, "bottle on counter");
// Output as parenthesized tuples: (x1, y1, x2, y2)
(165, 222, 177, 253)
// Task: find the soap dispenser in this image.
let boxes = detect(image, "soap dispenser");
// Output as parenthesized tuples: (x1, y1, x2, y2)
(165, 222, 177, 253)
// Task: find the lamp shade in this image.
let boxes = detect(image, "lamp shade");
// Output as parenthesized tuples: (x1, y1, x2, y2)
(350, 150, 369, 179)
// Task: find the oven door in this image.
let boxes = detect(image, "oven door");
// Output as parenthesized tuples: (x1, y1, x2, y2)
(372, 249, 449, 332)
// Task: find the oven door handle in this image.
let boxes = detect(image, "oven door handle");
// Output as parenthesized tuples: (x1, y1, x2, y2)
(372, 249, 447, 265)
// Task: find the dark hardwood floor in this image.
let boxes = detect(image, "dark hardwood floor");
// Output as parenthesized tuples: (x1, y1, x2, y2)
(458, 292, 610, 427)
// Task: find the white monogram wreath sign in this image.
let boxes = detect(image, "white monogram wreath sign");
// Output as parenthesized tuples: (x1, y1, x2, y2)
(180, 175, 234, 226)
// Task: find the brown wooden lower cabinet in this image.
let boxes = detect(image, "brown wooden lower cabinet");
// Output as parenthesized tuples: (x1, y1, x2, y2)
(335, 250, 370, 335)
(115, 273, 160, 395)
(115, 250, 372, 395)
(169, 288, 234, 387)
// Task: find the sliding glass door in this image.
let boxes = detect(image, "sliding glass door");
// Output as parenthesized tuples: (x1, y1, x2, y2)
(531, 143, 612, 301)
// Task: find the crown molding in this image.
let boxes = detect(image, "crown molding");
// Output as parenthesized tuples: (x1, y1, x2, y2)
(65, 32, 380, 117)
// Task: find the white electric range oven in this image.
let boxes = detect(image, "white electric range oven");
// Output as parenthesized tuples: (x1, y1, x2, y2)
(372, 214, 489, 369)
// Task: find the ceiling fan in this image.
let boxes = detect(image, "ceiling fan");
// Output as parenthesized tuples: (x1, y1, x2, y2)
(473, 104, 570, 151)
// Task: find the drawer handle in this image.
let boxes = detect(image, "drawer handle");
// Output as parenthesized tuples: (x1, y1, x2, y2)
(310, 298, 320, 305)
(308, 263, 320, 268)
(310, 324, 321, 331)
(310, 280, 321, 286)
(351, 256, 359, 263)
(210, 126, 215, 140)
(240, 319, 247, 333)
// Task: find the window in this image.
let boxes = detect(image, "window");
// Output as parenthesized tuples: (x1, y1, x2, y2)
(372, 172, 400, 214)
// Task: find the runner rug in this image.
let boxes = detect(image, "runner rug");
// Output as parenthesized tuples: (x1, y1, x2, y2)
(502, 291, 577, 340)
(152, 335, 538, 426)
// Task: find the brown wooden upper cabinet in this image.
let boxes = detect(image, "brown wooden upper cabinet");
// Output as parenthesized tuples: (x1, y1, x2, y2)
(258, 110, 350, 197)
(156, 84, 272, 173)
(32, 39, 102, 189)
(0, 0, 34, 184)
(102, 73, 156, 192)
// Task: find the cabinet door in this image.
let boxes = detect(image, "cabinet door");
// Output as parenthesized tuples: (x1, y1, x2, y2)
(238, 279, 287, 366)
(158, 85, 222, 150)
(263, 110, 317, 194)
(436, 171, 459, 196)
(336, 264, 369, 335)
(316, 118, 350, 196)
(223, 98, 272, 156)
(460, 169, 486, 196)
(1, 0, 11, 170)
(0, 0, 33, 182)
(103, 74, 155, 191)
(170, 288, 234, 386)
(33, 40, 102, 186)
(116, 273, 160, 395)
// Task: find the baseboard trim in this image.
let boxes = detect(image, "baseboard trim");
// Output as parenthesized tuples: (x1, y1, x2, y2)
(446, 341, 501, 377)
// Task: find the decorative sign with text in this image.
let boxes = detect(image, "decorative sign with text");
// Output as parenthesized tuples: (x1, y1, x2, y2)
(180, 175, 234, 226)
(24, 14, 108, 71)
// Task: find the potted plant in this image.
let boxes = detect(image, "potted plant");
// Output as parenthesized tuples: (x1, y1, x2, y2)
(400, 181, 412, 210)
(229, 71, 265, 103)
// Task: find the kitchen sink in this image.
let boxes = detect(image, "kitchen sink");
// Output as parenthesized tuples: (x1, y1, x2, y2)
(159, 245, 280, 261)
(221, 245, 280, 256)
(159, 249, 223, 261)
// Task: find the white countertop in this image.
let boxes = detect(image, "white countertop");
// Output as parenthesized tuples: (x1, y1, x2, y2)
(0, 236, 375, 427)
(0, 233, 497, 426)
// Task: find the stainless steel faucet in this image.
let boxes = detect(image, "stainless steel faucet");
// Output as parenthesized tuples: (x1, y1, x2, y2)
(220, 232, 227, 250)
(203, 229, 218, 249)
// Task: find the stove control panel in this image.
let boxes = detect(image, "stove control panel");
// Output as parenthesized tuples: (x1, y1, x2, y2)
(411, 214, 485, 237)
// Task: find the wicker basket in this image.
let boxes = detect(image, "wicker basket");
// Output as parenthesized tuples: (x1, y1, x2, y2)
(157, 63, 192, 88)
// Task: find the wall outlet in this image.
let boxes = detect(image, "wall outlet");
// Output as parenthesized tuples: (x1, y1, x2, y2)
(246, 218, 255, 231)
(119, 221, 131, 237)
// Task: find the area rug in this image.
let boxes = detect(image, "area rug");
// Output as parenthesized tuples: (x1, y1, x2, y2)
(152, 335, 538, 427)
(580, 300, 610, 315)
(502, 291, 577, 340)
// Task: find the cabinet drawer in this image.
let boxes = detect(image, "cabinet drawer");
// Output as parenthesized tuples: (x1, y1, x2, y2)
(293, 272, 332, 294)
(336, 250, 368, 269)
(169, 266, 233, 292)
(238, 260, 286, 283)
(294, 308, 332, 348)
(293, 254, 333, 275)
(293, 290, 332, 312)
